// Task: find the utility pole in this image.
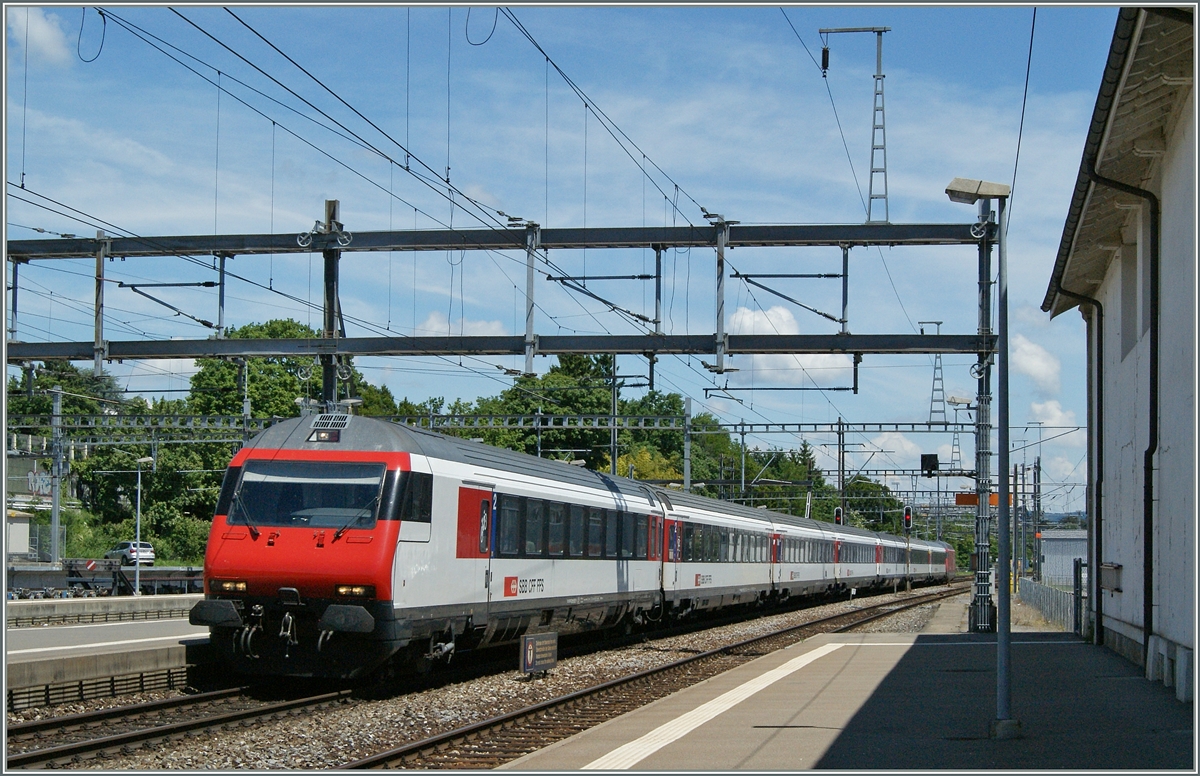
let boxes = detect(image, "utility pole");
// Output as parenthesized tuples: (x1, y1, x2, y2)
(837, 417, 846, 515)
(683, 397, 692, 492)
(216, 254, 229, 338)
(93, 231, 108, 377)
(50, 385, 63, 565)
(321, 200, 341, 410)
(610, 356, 619, 475)
(971, 199, 995, 633)
(8, 258, 19, 340)
(524, 223, 539, 376)
(649, 244, 663, 392)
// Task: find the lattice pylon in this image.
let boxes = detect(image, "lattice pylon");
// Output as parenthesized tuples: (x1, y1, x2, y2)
(929, 353, 946, 424)
(867, 73, 888, 223)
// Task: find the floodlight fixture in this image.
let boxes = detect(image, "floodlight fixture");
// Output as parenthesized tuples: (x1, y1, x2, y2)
(945, 177, 1011, 204)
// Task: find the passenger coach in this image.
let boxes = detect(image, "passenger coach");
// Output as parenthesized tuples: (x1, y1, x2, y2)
(190, 414, 954, 677)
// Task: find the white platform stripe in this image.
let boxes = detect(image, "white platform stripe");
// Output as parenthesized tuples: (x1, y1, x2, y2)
(582, 642, 844, 770)
(7, 635, 203, 656)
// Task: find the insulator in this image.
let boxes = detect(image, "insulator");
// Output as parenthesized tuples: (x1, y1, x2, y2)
(821, 47, 830, 72)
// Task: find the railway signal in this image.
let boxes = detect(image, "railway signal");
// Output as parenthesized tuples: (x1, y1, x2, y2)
(903, 505, 913, 533)
(834, 506, 843, 525)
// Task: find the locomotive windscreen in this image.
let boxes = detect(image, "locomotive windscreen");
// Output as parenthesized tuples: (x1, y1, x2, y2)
(230, 460, 387, 530)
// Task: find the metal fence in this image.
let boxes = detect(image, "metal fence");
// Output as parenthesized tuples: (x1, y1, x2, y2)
(1018, 576, 1079, 633)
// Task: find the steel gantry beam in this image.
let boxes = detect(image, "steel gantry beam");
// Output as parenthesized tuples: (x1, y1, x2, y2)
(7, 332, 994, 362)
(7, 223, 982, 260)
(6, 223, 982, 260)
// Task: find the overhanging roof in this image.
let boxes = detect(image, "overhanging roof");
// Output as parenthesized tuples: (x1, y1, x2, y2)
(1042, 7, 1194, 318)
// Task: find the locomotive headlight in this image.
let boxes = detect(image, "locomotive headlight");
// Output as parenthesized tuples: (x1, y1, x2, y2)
(335, 584, 375, 598)
(213, 579, 248, 593)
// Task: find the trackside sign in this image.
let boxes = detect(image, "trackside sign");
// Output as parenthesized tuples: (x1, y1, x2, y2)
(521, 632, 558, 673)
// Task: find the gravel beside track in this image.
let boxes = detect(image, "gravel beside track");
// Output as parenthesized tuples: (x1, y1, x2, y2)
(33, 584, 957, 770)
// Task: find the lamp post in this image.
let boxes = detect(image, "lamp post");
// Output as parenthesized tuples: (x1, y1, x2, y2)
(135, 456, 154, 596)
(946, 178, 1018, 739)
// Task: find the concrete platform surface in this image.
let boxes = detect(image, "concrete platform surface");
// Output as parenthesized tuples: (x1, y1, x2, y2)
(504, 631, 1194, 771)
(7, 618, 210, 690)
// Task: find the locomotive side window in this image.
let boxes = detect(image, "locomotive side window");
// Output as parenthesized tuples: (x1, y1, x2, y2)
(398, 471, 433, 523)
(636, 514, 648, 559)
(498, 496, 521, 556)
(547, 502, 565, 557)
(479, 500, 491, 554)
(232, 460, 386, 529)
(587, 508, 603, 558)
(214, 466, 241, 517)
(569, 505, 585, 557)
(526, 499, 545, 556)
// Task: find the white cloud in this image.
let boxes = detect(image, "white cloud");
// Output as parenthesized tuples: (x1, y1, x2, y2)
(869, 431, 923, 465)
(726, 306, 853, 387)
(7, 8, 71, 66)
(1028, 400, 1085, 448)
(1029, 399, 1076, 427)
(1012, 333, 1061, 394)
(416, 311, 506, 337)
(1046, 454, 1084, 481)
(1015, 305, 1052, 329)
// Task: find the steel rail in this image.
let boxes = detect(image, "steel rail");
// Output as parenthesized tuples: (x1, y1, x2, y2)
(6, 687, 247, 737)
(5, 690, 351, 769)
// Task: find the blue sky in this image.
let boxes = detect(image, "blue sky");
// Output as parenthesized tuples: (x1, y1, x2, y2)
(4, 5, 1119, 512)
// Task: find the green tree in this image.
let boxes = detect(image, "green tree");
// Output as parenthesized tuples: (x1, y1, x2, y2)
(6, 361, 123, 420)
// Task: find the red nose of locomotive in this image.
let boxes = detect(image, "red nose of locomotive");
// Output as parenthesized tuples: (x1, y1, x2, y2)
(203, 451, 400, 602)
(191, 441, 412, 677)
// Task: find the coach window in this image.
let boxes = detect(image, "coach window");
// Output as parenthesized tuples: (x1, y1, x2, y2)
(708, 526, 719, 562)
(547, 503, 565, 557)
(605, 510, 620, 558)
(569, 505, 585, 557)
(636, 514, 648, 559)
(498, 495, 521, 556)
(719, 528, 729, 562)
(587, 508, 604, 558)
(682, 524, 693, 562)
(526, 499, 545, 556)
(619, 512, 635, 559)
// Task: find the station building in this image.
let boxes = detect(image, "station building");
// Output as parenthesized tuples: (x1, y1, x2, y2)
(1042, 7, 1194, 701)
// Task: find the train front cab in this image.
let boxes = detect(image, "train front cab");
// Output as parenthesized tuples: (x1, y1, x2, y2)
(190, 449, 425, 678)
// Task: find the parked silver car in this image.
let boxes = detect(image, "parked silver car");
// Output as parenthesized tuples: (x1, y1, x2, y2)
(104, 541, 155, 566)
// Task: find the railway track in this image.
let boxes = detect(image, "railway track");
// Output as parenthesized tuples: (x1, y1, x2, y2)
(343, 585, 967, 769)
(5, 686, 353, 769)
(6, 584, 964, 769)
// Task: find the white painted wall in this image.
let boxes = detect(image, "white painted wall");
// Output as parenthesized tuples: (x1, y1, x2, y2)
(1154, 88, 1194, 652)
(1094, 88, 1194, 655)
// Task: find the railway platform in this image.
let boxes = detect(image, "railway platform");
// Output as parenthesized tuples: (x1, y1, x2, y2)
(505, 599, 1194, 771)
(5, 594, 212, 711)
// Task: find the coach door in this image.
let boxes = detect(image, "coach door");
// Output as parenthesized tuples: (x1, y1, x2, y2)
(457, 483, 495, 619)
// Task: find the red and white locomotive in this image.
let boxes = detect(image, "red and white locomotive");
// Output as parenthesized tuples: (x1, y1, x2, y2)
(190, 413, 955, 677)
